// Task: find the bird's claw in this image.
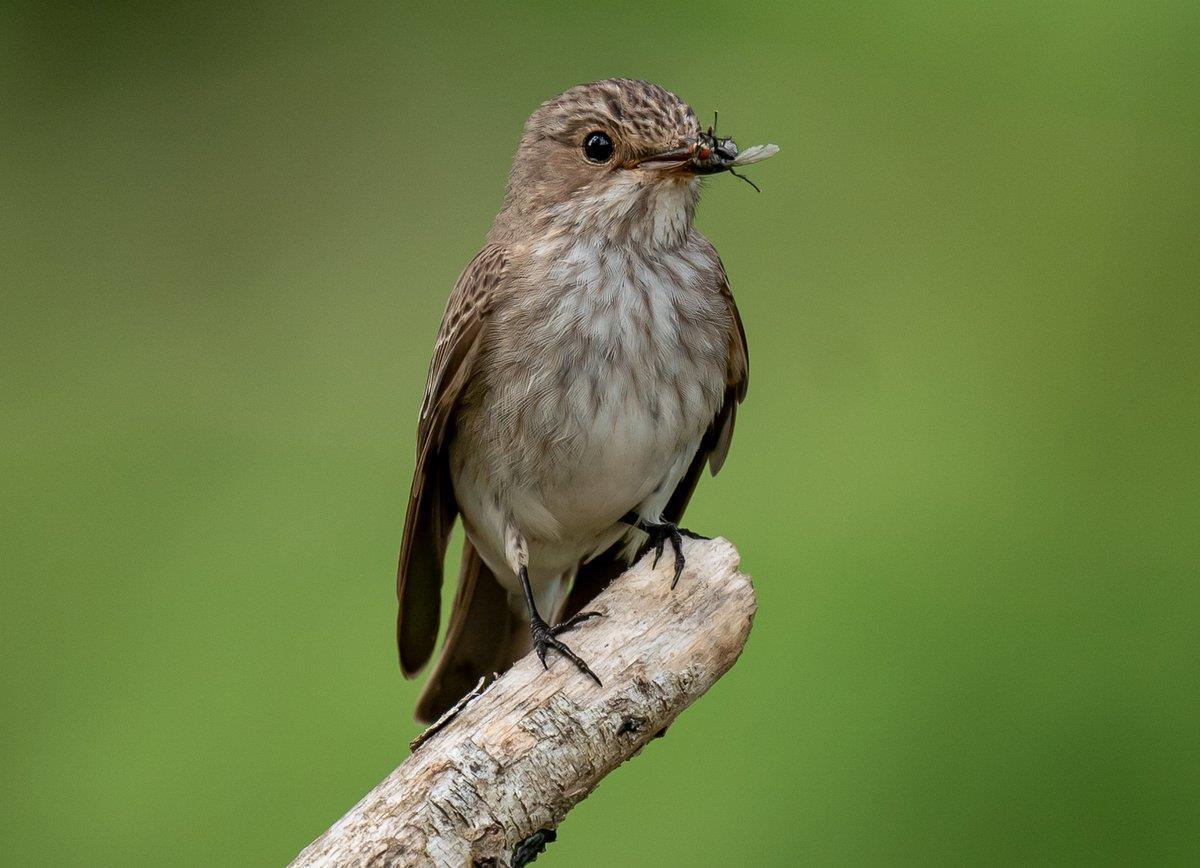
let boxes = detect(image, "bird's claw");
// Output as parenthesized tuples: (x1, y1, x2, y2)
(636, 520, 709, 588)
(554, 610, 602, 633)
(530, 613, 602, 686)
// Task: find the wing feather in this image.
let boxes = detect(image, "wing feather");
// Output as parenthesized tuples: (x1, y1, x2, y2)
(659, 241, 748, 517)
(397, 245, 509, 676)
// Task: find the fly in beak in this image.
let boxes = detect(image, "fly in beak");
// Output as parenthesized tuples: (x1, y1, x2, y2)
(635, 133, 777, 176)
(635, 137, 735, 175)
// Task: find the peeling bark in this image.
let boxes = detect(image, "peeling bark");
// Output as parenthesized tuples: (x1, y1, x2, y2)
(291, 537, 755, 867)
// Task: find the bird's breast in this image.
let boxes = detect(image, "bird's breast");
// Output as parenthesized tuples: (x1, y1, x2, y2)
(459, 239, 729, 541)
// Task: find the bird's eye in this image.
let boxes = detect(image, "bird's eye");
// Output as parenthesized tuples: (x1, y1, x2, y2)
(583, 131, 614, 163)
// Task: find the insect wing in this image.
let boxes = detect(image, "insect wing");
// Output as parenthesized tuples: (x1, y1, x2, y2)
(731, 144, 780, 166)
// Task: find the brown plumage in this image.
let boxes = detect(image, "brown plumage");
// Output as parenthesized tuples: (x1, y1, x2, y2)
(396, 78, 770, 722)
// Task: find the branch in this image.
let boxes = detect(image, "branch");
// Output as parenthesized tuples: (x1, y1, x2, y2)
(290, 537, 756, 867)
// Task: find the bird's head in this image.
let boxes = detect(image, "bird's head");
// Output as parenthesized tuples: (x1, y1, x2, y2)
(493, 78, 777, 249)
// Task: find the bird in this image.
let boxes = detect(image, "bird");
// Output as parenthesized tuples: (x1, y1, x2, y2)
(396, 78, 774, 723)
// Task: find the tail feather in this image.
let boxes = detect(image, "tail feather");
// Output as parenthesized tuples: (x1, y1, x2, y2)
(414, 540, 529, 724)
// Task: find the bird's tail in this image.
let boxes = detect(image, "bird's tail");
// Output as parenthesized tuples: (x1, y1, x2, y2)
(413, 540, 529, 724)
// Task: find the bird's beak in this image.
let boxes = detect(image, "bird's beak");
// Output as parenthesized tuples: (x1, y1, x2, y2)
(634, 141, 700, 171)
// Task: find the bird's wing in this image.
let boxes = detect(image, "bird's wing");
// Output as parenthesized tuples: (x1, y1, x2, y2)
(663, 239, 749, 518)
(397, 244, 509, 676)
(559, 240, 749, 620)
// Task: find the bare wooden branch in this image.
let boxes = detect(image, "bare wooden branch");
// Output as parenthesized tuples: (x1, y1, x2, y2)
(291, 537, 755, 868)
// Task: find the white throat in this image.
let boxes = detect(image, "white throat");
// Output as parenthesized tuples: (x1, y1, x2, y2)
(544, 174, 700, 250)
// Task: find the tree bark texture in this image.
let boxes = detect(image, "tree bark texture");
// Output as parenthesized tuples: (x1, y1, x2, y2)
(291, 537, 755, 867)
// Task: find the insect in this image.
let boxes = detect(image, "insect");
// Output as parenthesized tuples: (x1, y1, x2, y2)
(695, 110, 780, 192)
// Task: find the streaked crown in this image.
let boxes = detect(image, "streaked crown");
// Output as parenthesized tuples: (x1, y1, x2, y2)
(526, 78, 700, 166)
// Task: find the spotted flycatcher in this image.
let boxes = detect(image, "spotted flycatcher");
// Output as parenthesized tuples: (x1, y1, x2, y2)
(396, 78, 777, 722)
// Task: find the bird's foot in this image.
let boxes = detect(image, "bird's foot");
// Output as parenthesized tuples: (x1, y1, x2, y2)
(554, 609, 603, 634)
(625, 515, 709, 588)
(530, 612, 602, 686)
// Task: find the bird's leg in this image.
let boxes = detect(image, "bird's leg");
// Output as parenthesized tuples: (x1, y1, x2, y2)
(519, 567, 602, 685)
(620, 511, 710, 588)
(507, 526, 602, 686)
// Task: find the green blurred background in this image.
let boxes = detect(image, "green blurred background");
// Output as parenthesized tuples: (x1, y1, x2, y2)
(3, 1, 1199, 864)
